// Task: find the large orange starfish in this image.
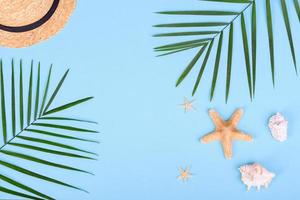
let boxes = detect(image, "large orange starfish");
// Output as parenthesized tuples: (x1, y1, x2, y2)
(200, 108, 253, 159)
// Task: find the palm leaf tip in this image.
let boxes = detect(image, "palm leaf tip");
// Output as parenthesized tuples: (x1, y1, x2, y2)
(210, 32, 223, 101)
(192, 39, 214, 96)
(266, 0, 275, 86)
(0, 60, 7, 144)
(251, 1, 257, 96)
(294, 0, 300, 21)
(44, 96, 94, 115)
(241, 12, 253, 99)
(176, 45, 207, 87)
(43, 69, 70, 114)
(280, 0, 298, 73)
(226, 23, 234, 103)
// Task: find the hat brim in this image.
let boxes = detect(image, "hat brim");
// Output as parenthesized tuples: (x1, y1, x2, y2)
(0, 0, 76, 48)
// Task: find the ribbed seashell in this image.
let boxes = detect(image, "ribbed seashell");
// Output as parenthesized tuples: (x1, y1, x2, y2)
(239, 163, 275, 191)
(268, 113, 288, 142)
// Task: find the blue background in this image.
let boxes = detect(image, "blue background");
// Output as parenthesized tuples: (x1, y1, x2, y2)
(0, 0, 300, 199)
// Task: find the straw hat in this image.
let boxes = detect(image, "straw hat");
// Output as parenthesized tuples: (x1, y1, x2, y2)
(0, 0, 76, 48)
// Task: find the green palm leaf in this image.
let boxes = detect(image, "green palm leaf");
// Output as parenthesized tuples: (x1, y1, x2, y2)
(176, 45, 208, 86)
(281, 0, 298, 73)
(251, 1, 257, 96)
(19, 60, 24, 129)
(0, 59, 98, 200)
(210, 32, 223, 101)
(11, 60, 16, 135)
(0, 174, 53, 200)
(0, 186, 46, 200)
(0, 61, 7, 144)
(294, 0, 300, 21)
(266, 0, 275, 85)
(226, 23, 233, 103)
(241, 12, 252, 99)
(25, 128, 99, 143)
(154, 0, 299, 101)
(192, 39, 214, 95)
(27, 61, 33, 125)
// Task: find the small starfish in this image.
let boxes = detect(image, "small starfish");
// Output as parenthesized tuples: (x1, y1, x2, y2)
(177, 167, 193, 182)
(200, 108, 253, 159)
(180, 97, 196, 113)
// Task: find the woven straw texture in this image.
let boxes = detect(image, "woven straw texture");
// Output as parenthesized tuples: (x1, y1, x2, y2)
(0, 0, 75, 48)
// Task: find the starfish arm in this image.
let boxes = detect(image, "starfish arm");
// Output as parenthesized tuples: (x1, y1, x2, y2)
(221, 138, 233, 160)
(233, 131, 253, 141)
(184, 107, 188, 113)
(229, 108, 244, 127)
(201, 131, 220, 143)
(178, 167, 184, 173)
(209, 109, 224, 128)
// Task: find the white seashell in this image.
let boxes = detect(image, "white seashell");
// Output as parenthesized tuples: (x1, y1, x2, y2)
(239, 163, 275, 191)
(268, 113, 288, 142)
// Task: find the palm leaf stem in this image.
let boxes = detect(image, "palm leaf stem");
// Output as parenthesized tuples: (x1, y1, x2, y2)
(208, 1, 253, 46)
(0, 118, 39, 151)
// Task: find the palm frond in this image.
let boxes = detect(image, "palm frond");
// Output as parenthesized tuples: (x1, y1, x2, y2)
(0, 59, 98, 200)
(154, 0, 299, 101)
